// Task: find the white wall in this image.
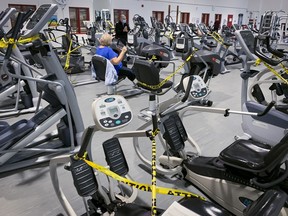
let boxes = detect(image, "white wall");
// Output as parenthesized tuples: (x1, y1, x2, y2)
(248, 0, 288, 16)
(247, 0, 288, 27)
(110, 0, 249, 27)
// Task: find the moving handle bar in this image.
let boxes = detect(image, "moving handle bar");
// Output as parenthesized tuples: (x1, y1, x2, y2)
(4, 9, 34, 60)
(264, 36, 286, 59)
(254, 36, 288, 66)
(172, 101, 276, 118)
(77, 126, 95, 159)
(181, 75, 194, 103)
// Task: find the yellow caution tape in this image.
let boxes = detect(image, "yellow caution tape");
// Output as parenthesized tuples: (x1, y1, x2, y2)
(256, 58, 288, 85)
(137, 49, 198, 90)
(151, 131, 158, 216)
(255, 58, 262, 66)
(82, 158, 206, 201)
(208, 32, 226, 48)
(263, 61, 288, 85)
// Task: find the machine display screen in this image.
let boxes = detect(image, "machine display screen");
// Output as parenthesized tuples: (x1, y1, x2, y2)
(26, 5, 50, 29)
(177, 38, 185, 44)
(193, 83, 201, 90)
(108, 106, 119, 115)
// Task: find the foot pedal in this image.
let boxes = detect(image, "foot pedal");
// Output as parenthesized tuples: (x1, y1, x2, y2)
(70, 156, 98, 197)
(103, 138, 129, 176)
(162, 113, 186, 153)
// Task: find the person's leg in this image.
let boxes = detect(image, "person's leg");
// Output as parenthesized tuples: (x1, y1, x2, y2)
(118, 66, 136, 82)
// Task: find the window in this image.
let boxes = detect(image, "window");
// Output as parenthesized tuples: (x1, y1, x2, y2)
(114, 9, 129, 25)
(8, 4, 36, 27)
(69, 7, 90, 34)
(180, 12, 190, 24)
(152, 11, 164, 23)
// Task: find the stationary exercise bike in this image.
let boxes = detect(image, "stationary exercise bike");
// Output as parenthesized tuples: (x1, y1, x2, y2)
(234, 29, 288, 145)
(50, 94, 287, 216)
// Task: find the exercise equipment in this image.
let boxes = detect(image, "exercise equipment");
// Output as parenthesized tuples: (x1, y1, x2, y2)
(235, 29, 288, 145)
(44, 18, 86, 74)
(50, 93, 286, 216)
(90, 54, 143, 98)
(0, 4, 84, 175)
(0, 7, 40, 117)
(98, 58, 287, 216)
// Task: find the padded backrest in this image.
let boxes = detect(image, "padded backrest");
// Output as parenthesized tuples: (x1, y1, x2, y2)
(91, 55, 107, 81)
(264, 133, 288, 171)
(132, 59, 160, 86)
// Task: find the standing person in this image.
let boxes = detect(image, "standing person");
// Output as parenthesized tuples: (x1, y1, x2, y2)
(213, 19, 220, 32)
(115, 14, 130, 45)
(96, 33, 135, 82)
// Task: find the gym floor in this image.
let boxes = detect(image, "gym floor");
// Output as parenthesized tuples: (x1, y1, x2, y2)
(0, 52, 265, 215)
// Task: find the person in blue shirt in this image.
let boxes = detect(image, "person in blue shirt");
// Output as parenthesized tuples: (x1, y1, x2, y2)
(96, 33, 135, 82)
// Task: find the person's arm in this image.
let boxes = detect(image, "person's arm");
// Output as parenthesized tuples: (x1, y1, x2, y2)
(110, 46, 127, 65)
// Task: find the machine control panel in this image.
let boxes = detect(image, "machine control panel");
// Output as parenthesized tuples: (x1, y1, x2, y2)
(183, 75, 208, 99)
(92, 95, 132, 131)
(21, 4, 58, 39)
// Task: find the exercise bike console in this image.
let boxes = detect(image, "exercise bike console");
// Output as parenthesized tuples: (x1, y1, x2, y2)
(92, 95, 132, 131)
(21, 4, 58, 38)
(183, 75, 208, 99)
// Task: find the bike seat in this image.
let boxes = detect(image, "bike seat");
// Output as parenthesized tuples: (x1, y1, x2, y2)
(133, 59, 173, 93)
(219, 133, 288, 173)
(224, 42, 233, 47)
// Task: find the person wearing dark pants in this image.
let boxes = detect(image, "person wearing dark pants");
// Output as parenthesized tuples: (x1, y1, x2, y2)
(115, 14, 130, 45)
(96, 33, 135, 82)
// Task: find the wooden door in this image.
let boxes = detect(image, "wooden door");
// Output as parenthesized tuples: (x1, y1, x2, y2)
(201, 13, 210, 26)
(181, 12, 190, 24)
(227, 14, 233, 27)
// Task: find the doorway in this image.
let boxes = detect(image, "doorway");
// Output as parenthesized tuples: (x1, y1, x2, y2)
(227, 14, 233, 27)
(201, 13, 210, 26)
(238, 14, 243, 26)
(215, 14, 222, 25)
(114, 9, 129, 25)
(152, 11, 164, 23)
(181, 12, 190, 24)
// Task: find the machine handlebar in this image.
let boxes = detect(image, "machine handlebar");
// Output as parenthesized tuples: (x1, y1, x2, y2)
(257, 101, 276, 117)
(181, 75, 194, 103)
(253, 37, 281, 66)
(4, 12, 25, 60)
(77, 126, 94, 158)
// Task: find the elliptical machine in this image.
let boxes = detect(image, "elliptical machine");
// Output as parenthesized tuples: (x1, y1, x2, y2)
(0, 7, 40, 117)
(0, 4, 84, 175)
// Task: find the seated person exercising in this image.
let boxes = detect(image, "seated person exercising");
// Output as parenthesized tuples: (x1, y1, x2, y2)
(96, 33, 135, 82)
